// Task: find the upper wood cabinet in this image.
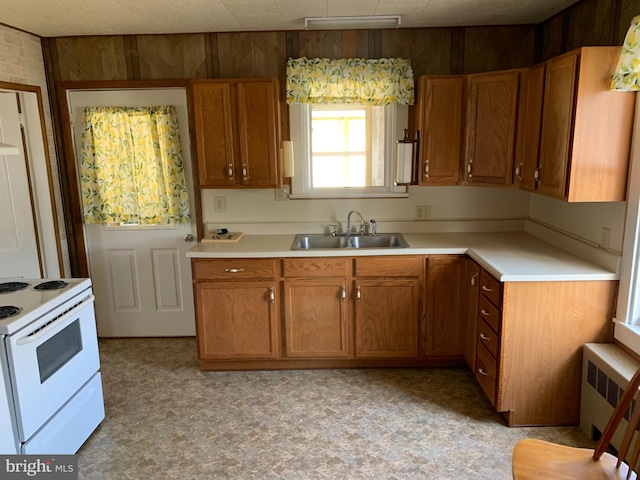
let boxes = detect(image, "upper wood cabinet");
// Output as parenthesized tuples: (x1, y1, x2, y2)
(192, 79, 281, 188)
(464, 70, 520, 186)
(535, 47, 636, 202)
(416, 76, 464, 185)
(514, 64, 545, 192)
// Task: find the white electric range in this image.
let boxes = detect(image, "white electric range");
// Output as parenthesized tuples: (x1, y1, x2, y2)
(0, 278, 104, 454)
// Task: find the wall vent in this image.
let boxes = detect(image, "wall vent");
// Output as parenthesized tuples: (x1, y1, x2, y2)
(581, 343, 640, 448)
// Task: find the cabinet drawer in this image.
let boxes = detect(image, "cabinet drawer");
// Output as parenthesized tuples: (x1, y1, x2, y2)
(476, 343, 497, 405)
(479, 270, 501, 307)
(192, 258, 276, 280)
(282, 258, 349, 277)
(477, 318, 499, 358)
(355, 256, 422, 277)
(478, 295, 501, 333)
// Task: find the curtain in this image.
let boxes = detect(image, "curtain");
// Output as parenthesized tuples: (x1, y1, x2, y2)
(611, 15, 640, 91)
(286, 57, 415, 106)
(79, 106, 190, 225)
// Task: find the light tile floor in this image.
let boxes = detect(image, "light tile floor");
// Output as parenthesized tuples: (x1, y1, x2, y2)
(77, 338, 594, 479)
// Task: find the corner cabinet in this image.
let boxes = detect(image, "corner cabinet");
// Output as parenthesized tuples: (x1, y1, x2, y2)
(535, 47, 636, 202)
(471, 268, 616, 426)
(464, 70, 520, 186)
(192, 79, 281, 188)
(192, 259, 280, 364)
(416, 76, 464, 185)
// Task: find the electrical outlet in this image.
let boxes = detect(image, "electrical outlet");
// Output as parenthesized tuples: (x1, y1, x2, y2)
(275, 185, 290, 201)
(415, 205, 431, 220)
(600, 227, 610, 249)
(214, 196, 227, 213)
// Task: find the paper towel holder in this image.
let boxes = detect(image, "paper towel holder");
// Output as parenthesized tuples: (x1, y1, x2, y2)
(395, 129, 418, 186)
(281, 140, 294, 178)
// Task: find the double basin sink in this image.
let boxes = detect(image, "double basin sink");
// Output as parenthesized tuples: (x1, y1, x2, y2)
(292, 233, 409, 250)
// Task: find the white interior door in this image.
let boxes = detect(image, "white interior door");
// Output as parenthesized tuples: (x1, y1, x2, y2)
(68, 89, 196, 337)
(0, 92, 40, 280)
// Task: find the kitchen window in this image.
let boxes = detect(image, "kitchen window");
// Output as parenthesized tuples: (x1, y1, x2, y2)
(286, 57, 414, 198)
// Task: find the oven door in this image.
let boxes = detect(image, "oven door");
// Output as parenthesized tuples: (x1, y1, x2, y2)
(6, 291, 100, 442)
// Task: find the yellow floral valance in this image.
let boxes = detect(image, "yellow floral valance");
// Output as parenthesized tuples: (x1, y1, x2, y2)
(79, 106, 190, 225)
(286, 57, 415, 106)
(611, 15, 640, 91)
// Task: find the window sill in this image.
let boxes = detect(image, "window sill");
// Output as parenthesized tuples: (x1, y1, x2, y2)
(613, 319, 640, 356)
(289, 193, 410, 199)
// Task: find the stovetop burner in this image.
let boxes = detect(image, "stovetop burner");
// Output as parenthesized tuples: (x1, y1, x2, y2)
(0, 282, 29, 294)
(0, 306, 22, 320)
(34, 280, 69, 291)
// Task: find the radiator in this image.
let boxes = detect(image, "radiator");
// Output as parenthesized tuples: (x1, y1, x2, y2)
(581, 343, 640, 449)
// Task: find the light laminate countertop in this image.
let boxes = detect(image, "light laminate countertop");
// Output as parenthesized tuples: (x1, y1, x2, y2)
(186, 231, 618, 282)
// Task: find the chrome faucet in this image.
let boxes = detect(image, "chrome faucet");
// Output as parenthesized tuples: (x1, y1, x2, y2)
(370, 219, 377, 236)
(346, 210, 365, 236)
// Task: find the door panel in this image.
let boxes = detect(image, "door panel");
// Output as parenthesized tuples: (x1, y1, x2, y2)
(69, 89, 196, 337)
(0, 93, 40, 279)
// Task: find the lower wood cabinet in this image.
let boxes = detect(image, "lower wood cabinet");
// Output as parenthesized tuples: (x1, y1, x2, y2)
(282, 257, 349, 358)
(354, 256, 423, 359)
(425, 255, 467, 359)
(192, 258, 280, 364)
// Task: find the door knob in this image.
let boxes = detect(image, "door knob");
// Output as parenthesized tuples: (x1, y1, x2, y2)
(184, 234, 195, 242)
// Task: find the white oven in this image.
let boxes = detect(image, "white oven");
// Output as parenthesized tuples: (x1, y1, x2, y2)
(0, 279, 104, 454)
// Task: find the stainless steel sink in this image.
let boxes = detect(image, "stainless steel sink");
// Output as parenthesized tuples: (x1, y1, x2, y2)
(292, 233, 409, 250)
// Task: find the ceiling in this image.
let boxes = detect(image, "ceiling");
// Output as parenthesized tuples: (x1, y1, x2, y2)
(2, 0, 581, 38)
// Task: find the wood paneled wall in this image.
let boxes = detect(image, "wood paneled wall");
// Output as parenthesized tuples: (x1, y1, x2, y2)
(41, 0, 633, 276)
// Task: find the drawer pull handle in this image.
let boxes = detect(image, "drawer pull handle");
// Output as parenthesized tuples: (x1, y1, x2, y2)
(242, 163, 248, 180)
(481, 309, 491, 317)
(356, 285, 361, 303)
(471, 273, 478, 286)
(480, 333, 490, 341)
(482, 285, 493, 292)
(228, 163, 234, 179)
(478, 368, 488, 376)
(341, 285, 346, 302)
(269, 287, 275, 304)
(224, 268, 245, 273)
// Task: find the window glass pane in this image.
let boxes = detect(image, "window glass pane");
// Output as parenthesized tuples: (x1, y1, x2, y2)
(310, 105, 376, 188)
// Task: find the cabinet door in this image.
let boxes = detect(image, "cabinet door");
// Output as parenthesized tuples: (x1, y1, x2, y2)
(537, 53, 577, 199)
(515, 64, 545, 192)
(236, 81, 279, 187)
(355, 279, 420, 358)
(464, 259, 481, 368)
(283, 278, 349, 358)
(465, 71, 519, 185)
(195, 281, 279, 359)
(425, 256, 467, 358)
(417, 76, 463, 185)
(193, 82, 236, 187)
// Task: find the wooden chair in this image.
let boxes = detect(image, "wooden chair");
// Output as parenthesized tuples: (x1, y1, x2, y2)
(512, 367, 640, 479)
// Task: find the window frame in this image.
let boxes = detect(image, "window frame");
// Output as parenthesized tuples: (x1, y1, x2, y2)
(614, 96, 640, 353)
(289, 103, 409, 199)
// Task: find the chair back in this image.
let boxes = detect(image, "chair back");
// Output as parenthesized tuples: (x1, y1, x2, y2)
(593, 366, 640, 475)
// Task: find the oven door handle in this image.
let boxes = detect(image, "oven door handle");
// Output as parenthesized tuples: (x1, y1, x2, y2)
(15, 294, 95, 346)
